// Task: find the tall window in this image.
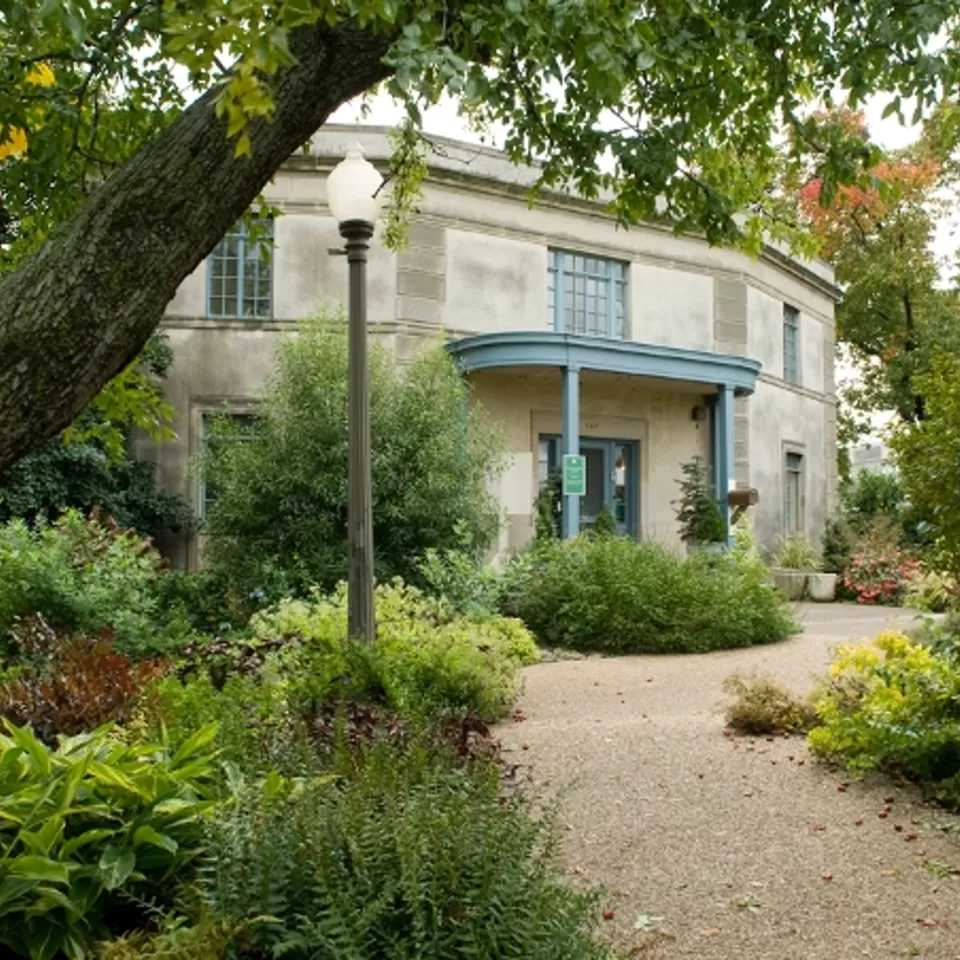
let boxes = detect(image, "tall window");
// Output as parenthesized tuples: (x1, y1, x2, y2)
(548, 250, 627, 338)
(783, 304, 799, 384)
(208, 220, 273, 319)
(200, 412, 259, 518)
(784, 451, 804, 533)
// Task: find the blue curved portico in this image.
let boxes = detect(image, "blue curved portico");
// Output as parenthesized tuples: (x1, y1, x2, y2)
(447, 331, 762, 539)
(447, 331, 761, 397)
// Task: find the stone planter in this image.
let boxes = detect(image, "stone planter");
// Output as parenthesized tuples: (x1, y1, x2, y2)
(772, 567, 807, 601)
(807, 572, 838, 602)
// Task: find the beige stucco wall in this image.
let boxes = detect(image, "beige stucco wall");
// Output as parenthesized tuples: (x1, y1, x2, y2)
(630, 264, 714, 351)
(747, 380, 829, 550)
(446, 229, 548, 333)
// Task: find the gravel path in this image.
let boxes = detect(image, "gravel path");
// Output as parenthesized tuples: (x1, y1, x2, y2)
(498, 603, 960, 959)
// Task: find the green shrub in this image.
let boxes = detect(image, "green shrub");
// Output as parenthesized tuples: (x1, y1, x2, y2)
(820, 516, 854, 576)
(0, 510, 192, 658)
(535, 470, 562, 541)
(154, 570, 245, 637)
(145, 582, 540, 771)
(0, 721, 220, 959)
(192, 743, 610, 960)
(416, 522, 502, 617)
(903, 568, 956, 613)
(0, 441, 194, 540)
(592, 504, 617, 537)
(201, 313, 507, 602)
(841, 470, 907, 535)
(809, 632, 960, 807)
(145, 671, 317, 777)
(673, 455, 726, 545)
(501, 536, 794, 654)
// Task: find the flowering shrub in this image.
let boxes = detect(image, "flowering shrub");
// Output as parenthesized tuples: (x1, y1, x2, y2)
(843, 549, 920, 605)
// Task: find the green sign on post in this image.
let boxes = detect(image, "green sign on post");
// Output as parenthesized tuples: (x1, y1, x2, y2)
(562, 454, 586, 497)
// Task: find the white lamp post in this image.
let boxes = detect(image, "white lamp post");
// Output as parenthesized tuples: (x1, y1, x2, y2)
(326, 143, 383, 642)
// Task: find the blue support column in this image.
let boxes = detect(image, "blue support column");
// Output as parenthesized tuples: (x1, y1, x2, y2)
(715, 384, 735, 537)
(562, 366, 580, 539)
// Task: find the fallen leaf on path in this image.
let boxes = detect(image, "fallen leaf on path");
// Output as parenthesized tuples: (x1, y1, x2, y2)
(602, 910, 615, 921)
(705, 928, 721, 937)
(822, 874, 834, 881)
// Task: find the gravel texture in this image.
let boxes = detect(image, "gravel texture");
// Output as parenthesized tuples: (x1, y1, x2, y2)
(498, 603, 960, 959)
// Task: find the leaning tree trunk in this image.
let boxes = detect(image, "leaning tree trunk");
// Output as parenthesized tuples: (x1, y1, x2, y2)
(0, 20, 393, 473)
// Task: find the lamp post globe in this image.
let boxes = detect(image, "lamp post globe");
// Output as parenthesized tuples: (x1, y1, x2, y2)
(327, 143, 382, 643)
(326, 142, 383, 226)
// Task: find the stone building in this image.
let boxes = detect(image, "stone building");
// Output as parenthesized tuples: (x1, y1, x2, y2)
(142, 124, 839, 568)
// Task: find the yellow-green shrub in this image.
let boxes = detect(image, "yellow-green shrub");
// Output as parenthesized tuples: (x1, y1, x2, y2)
(809, 631, 960, 806)
(252, 580, 539, 718)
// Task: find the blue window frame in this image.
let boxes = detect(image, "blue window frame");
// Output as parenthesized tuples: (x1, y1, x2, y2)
(547, 250, 627, 338)
(200, 412, 259, 518)
(207, 220, 273, 319)
(783, 304, 799, 384)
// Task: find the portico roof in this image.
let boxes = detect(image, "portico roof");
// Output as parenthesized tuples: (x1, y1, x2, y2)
(447, 331, 761, 396)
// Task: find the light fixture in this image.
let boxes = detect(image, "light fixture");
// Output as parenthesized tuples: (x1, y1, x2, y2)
(326, 142, 383, 226)
(325, 142, 384, 643)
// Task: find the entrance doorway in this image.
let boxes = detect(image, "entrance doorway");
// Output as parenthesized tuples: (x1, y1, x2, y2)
(538, 435, 638, 536)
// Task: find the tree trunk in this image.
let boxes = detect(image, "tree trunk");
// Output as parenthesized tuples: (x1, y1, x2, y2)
(0, 20, 393, 473)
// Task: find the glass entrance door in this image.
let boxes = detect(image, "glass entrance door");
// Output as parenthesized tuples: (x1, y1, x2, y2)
(538, 435, 637, 536)
(580, 443, 607, 526)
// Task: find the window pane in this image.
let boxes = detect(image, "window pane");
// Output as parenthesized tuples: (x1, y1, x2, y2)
(547, 249, 627, 340)
(783, 304, 799, 383)
(784, 453, 803, 532)
(208, 219, 273, 319)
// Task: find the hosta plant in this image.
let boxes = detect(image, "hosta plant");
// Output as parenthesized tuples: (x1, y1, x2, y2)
(0, 721, 220, 960)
